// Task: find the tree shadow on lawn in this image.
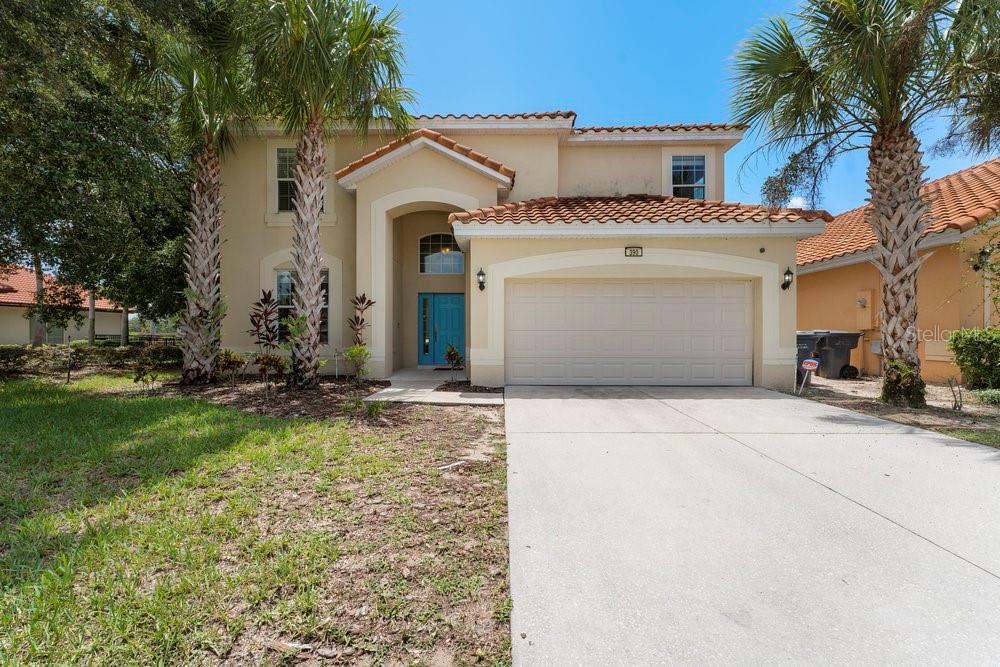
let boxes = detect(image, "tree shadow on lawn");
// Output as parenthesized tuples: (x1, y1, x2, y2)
(0, 379, 293, 587)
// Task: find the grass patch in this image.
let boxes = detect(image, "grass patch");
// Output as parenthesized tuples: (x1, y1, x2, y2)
(0, 375, 509, 664)
(973, 388, 1000, 407)
(937, 428, 1000, 449)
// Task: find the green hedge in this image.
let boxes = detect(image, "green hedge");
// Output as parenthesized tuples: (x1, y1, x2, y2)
(0, 343, 182, 379)
(948, 328, 1000, 389)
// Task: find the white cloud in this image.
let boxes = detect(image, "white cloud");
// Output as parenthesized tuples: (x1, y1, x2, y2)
(788, 196, 808, 208)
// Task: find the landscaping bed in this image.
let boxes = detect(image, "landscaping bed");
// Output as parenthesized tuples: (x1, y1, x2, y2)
(0, 374, 510, 665)
(435, 381, 504, 394)
(797, 375, 1000, 448)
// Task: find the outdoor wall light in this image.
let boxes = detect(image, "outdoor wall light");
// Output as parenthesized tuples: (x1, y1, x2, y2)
(476, 268, 486, 291)
(781, 267, 794, 290)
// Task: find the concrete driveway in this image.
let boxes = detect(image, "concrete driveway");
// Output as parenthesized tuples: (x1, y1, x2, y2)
(505, 385, 1000, 665)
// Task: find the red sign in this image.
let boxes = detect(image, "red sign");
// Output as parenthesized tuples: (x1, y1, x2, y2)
(800, 358, 820, 372)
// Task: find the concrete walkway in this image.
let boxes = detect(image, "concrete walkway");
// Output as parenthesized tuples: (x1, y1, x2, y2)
(505, 385, 1000, 665)
(364, 368, 503, 406)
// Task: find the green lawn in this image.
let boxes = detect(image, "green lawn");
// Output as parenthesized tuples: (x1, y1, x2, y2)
(0, 375, 509, 665)
(937, 428, 1000, 449)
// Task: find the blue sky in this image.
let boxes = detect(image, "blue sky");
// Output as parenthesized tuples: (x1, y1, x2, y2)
(394, 0, 998, 215)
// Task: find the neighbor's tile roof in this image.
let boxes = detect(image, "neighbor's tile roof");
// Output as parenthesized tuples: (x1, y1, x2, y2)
(797, 156, 1000, 266)
(572, 123, 747, 134)
(334, 128, 516, 183)
(449, 195, 832, 225)
(0, 266, 119, 311)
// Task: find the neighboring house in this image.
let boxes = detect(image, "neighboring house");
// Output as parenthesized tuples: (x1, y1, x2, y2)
(220, 111, 831, 388)
(0, 266, 121, 344)
(797, 157, 1000, 382)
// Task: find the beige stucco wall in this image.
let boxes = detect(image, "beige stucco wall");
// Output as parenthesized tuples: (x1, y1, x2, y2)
(445, 133, 559, 201)
(797, 238, 990, 383)
(392, 210, 466, 369)
(0, 306, 120, 344)
(558, 144, 727, 199)
(464, 235, 799, 389)
(66, 312, 121, 342)
(558, 145, 662, 196)
(0, 306, 30, 344)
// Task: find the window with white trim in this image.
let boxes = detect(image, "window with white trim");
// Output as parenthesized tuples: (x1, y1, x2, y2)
(276, 148, 297, 212)
(275, 269, 329, 344)
(419, 234, 464, 274)
(671, 155, 706, 199)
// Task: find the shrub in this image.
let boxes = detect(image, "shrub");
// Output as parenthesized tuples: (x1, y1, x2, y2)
(342, 344, 371, 380)
(974, 388, 1000, 407)
(949, 328, 1000, 389)
(348, 293, 376, 346)
(0, 345, 30, 379)
(133, 347, 162, 390)
(93, 338, 119, 348)
(365, 400, 386, 419)
(216, 349, 248, 386)
(248, 290, 280, 353)
(253, 352, 286, 386)
(343, 396, 364, 412)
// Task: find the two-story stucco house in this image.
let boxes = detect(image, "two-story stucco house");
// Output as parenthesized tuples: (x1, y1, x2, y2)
(219, 111, 830, 388)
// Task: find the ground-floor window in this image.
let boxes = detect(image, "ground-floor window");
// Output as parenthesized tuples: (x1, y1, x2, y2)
(275, 269, 329, 344)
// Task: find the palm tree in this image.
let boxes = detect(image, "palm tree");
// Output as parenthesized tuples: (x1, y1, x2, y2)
(732, 0, 1000, 407)
(144, 6, 254, 383)
(250, 0, 411, 388)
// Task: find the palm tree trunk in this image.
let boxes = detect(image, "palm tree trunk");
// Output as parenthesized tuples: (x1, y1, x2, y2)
(87, 290, 96, 345)
(31, 255, 45, 346)
(179, 142, 224, 384)
(290, 115, 326, 388)
(866, 125, 929, 407)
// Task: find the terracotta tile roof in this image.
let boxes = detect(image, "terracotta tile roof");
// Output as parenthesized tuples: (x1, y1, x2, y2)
(573, 123, 748, 134)
(449, 195, 832, 225)
(797, 156, 1000, 266)
(0, 266, 119, 311)
(416, 111, 576, 121)
(334, 128, 515, 184)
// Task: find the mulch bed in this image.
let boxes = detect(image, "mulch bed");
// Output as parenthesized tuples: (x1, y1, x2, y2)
(436, 380, 504, 394)
(159, 376, 407, 422)
(796, 375, 1000, 432)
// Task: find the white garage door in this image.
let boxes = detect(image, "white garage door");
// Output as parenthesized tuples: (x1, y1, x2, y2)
(505, 279, 753, 385)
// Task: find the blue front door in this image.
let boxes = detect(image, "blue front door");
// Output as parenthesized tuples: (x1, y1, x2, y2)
(417, 293, 465, 366)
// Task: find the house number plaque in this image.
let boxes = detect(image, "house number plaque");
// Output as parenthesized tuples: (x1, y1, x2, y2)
(624, 246, 643, 257)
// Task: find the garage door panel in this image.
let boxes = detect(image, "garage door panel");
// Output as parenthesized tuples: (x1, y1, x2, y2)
(506, 279, 753, 386)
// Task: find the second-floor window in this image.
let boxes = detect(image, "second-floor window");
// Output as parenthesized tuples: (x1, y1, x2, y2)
(671, 155, 706, 199)
(276, 269, 329, 344)
(277, 148, 297, 212)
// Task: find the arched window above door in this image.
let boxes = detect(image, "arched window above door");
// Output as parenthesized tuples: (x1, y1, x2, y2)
(419, 233, 464, 274)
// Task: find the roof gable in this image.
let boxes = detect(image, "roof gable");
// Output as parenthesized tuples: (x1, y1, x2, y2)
(335, 128, 515, 191)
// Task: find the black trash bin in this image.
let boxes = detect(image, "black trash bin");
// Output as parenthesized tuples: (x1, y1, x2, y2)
(797, 330, 863, 381)
(815, 330, 863, 379)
